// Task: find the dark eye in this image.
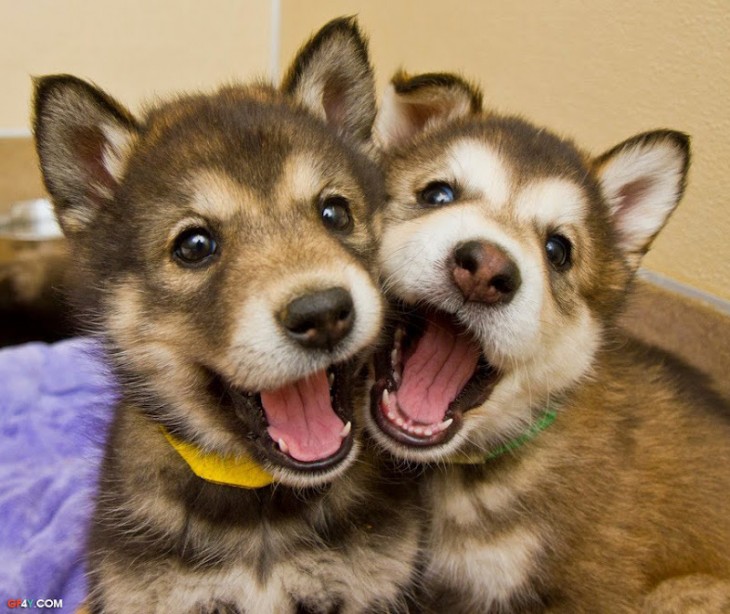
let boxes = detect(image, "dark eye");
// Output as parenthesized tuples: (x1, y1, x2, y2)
(173, 228, 218, 266)
(419, 181, 456, 206)
(545, 234, 572, 270)
(321, 195, 353, 233)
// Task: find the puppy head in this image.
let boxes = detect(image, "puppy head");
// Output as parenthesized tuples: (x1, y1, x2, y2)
(368, 72, 690, 462)
(34, 17, 385, 487)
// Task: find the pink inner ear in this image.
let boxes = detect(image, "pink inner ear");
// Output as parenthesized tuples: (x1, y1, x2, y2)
(404, 101, 439, 133)
(384, 100, 444, 146)
(616, 176, 654, 216)
(322, 77, 349, 131)
(72, 126, 116, 198)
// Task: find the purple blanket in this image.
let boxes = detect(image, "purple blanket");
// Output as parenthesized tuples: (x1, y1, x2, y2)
(0, 339, 116, 610)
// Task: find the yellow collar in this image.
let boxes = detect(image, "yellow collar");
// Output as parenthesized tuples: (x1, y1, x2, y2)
(162, 427, 274, 489)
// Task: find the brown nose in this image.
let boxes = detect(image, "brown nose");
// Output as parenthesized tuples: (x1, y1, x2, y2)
(279, 287, 354, 350)
(451, 240, 521, 304)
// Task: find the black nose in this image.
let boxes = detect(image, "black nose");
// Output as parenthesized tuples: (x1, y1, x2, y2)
(452, 240, 521, 304)
(279, 287, 355, 350)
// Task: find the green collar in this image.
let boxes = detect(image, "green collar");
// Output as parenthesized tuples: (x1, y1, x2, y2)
(162, 427, 274, 489)
(452, 406, 558, 464)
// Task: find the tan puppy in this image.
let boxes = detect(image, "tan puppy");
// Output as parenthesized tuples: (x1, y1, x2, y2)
(33, 20, 421, 613)
(366, 72, 730, 612)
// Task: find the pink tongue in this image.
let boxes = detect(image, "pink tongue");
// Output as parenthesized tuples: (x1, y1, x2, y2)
(394, 316, 480, 425)
(262, 370, 345, 463)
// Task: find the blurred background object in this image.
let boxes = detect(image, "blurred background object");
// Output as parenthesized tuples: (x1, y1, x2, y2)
(0, 198, 62, 241)
(0, 199, 70, 347)
(0, 244, 71, 346)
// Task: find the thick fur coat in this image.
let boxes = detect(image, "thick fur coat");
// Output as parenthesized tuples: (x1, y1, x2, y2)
(366, 72, 730, 612)
(34, 19, 421, 613)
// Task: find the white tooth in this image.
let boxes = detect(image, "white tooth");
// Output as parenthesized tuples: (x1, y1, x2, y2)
(278, 438, 289, 454)
(439, 418, 454, 431)
(424, 428, 433, 437)
(382, 389, 390, 406)
(328, 372, 335, 386)
(393, 370, 402, 386)
(340, 421, 352, 438)
(387, 409, 398, 422)
(395, 417, 405, 427)
(391, 348, 399, 367)
(413, 426, 424, 436)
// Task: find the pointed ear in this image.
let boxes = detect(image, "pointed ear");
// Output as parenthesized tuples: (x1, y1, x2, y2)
(594, 130, 690, 269)
(33, 75, 138, 235)
(374, 71, 482, 149)
(282, 17, 376, 146)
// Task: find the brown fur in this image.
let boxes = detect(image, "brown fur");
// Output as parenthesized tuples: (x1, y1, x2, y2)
(34, 19, 422, 613)
(368, 72, 730, 612)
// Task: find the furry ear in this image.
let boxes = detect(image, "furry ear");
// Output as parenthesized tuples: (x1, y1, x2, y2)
(594, 130, 690, 269)
(33, 75, 138, 235)
(374, 71, 482, 149)
(282, 17, 376, 146)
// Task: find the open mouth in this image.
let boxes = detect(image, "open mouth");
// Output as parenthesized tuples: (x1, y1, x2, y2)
(371, 307, 501, 447)
(214, 361, 356, 472)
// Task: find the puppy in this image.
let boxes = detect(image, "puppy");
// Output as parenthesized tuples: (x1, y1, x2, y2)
(33, 19, 421, 613)
(367, 72, 730, 612)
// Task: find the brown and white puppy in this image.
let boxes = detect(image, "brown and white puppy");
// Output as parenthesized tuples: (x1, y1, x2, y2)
(34, 20, 421, 613)
(367, 72, 730, 612)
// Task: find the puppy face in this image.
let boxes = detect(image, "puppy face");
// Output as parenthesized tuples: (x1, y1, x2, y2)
(102, 98, 384, 485)
(35, 19, 385, 487)
(367, 74, 689, 462)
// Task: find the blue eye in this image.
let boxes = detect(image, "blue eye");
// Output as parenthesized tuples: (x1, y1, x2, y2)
(174, 228, 218, 266)
(419, 181, 456, 207)
(545, 234, 572, 270)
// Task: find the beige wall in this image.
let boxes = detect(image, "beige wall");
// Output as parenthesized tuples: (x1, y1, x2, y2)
(0, 0, 274, 129)
(281, 0, 730, 302)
